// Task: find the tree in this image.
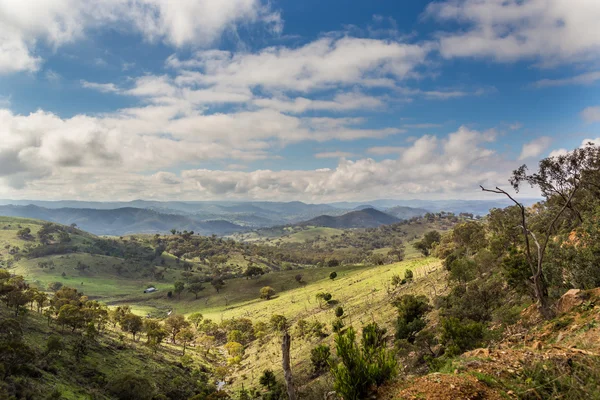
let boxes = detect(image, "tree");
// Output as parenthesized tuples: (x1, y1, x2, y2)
(176, 328, 195, 355)
(316, 292, 332, 308)
(45, 335, 64, 355)
(188, 312, 204, 329)
(48, 281, 63, 292)
(414, 230, 441, 256)
(56, 304, 84, 332)
(224, 341, 244, 357)
(480, 144, 600, 318)
(121, 313, 143, 341)
(260, 286, 276, 300)
(329, 271, 337, 280)
(270, 314, 288, 333)
(244, 265, 264, 279)
(388, 246, 406, 262)
(165, 314, 190, 343)
(143, 319, 167, 351)
(259, 369, 277, 390)
(211, 277, 225, 293)
(404, 269, 414, 282)
(282, 330, 297, 400)
(173, 281, 185, 299)
(187, 281, 205, 299)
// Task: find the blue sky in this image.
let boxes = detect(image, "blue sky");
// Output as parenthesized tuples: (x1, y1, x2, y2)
(0, 0, 598, 202)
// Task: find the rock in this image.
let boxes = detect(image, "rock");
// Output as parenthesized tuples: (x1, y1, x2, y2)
(555, 289, 583, 314)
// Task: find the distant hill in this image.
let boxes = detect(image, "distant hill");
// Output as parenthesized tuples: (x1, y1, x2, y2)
(385, 206, 428, 220)
(299, 208, 400, 229)
(0, 205, 244, 236)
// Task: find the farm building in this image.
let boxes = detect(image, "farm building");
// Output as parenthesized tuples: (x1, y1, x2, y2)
(143, 287, 157, 293)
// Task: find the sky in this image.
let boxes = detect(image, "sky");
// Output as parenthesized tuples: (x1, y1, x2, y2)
(0, 0, 599, 202)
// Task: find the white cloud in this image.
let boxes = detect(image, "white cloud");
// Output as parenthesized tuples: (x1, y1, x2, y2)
(519, 136, 552, 160)
(367, 146, 404, 155)
(581, 106, 600, 122)
(427, 0, 600, 65)
(253, 92, 384, 114)
(582, 138, 600, 146)
(549, 148, 568, 158)
(81, 80, 120, 93)
(314, 151, 355, 159)
(533, 71, 600, 88)
(166, 36, 432, 92)
(0, 0, 282, 74)
(0, 119, 512, 201)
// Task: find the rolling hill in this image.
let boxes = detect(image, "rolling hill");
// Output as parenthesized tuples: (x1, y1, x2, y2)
(299, 207, 400, 228)
(0, 205, 245, 236)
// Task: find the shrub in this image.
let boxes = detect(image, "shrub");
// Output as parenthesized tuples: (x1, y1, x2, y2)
(331, 324, 396, 400)
(335, 306, 344, 318)
(332, 318, 344, 333)
(310, 344, 331, 375)
(259, 369, 277, 390)
(394, 295, 432, 343)
(404, 269, 414, 281)
(440, 317, 485, 356)
(260, 286, 276, 300)
(107, 373, 155, 400)
(329, 271, 337, 280)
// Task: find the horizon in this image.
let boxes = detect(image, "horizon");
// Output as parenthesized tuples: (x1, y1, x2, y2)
(1, 0, 598, 202)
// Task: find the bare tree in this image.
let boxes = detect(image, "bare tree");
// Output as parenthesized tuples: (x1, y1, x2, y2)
(480, 144, 599, 318)
(281, 331, 297, 400)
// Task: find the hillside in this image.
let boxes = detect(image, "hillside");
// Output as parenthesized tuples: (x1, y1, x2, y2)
(0, 205, 245, 236)
(299, 208, 400, 229)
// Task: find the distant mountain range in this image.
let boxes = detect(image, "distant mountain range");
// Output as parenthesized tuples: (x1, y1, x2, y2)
(0, 205, 245, 236)
(300, 208, 400, 229)
(0, 197, 539, 236)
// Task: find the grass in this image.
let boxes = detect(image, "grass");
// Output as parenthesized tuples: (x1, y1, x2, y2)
(204, 257, 446, 389)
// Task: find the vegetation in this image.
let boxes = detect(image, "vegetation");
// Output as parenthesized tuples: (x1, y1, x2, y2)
(1, 144, 600, 399)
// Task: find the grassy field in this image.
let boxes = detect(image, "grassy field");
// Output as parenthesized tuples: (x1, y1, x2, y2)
(220, 257, 446, 389)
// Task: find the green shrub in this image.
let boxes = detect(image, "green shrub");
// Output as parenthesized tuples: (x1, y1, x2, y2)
(310, 345, 331, 375)
(330, 323, 396, 400)
(394, 295, 431, 343)
(332, 318, 345, 333)
(440, 317, 485, 356)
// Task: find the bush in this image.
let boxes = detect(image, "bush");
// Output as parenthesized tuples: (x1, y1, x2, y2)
(106, 373, 155, 400)
(404, 269, 414, 281)
(440, 317, 485, 356)
(332, 318, 345, 333)
(329, 271, 337, 280)
(335, 306, 344, 318)
(394, 295, 432, 343)
(310, 345, 331, 375)
(260, 286, 276, 300)
(331, 324, 396, 400)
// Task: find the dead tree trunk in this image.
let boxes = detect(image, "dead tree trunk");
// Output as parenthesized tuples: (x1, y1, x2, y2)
(281, 332, 297, 400)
